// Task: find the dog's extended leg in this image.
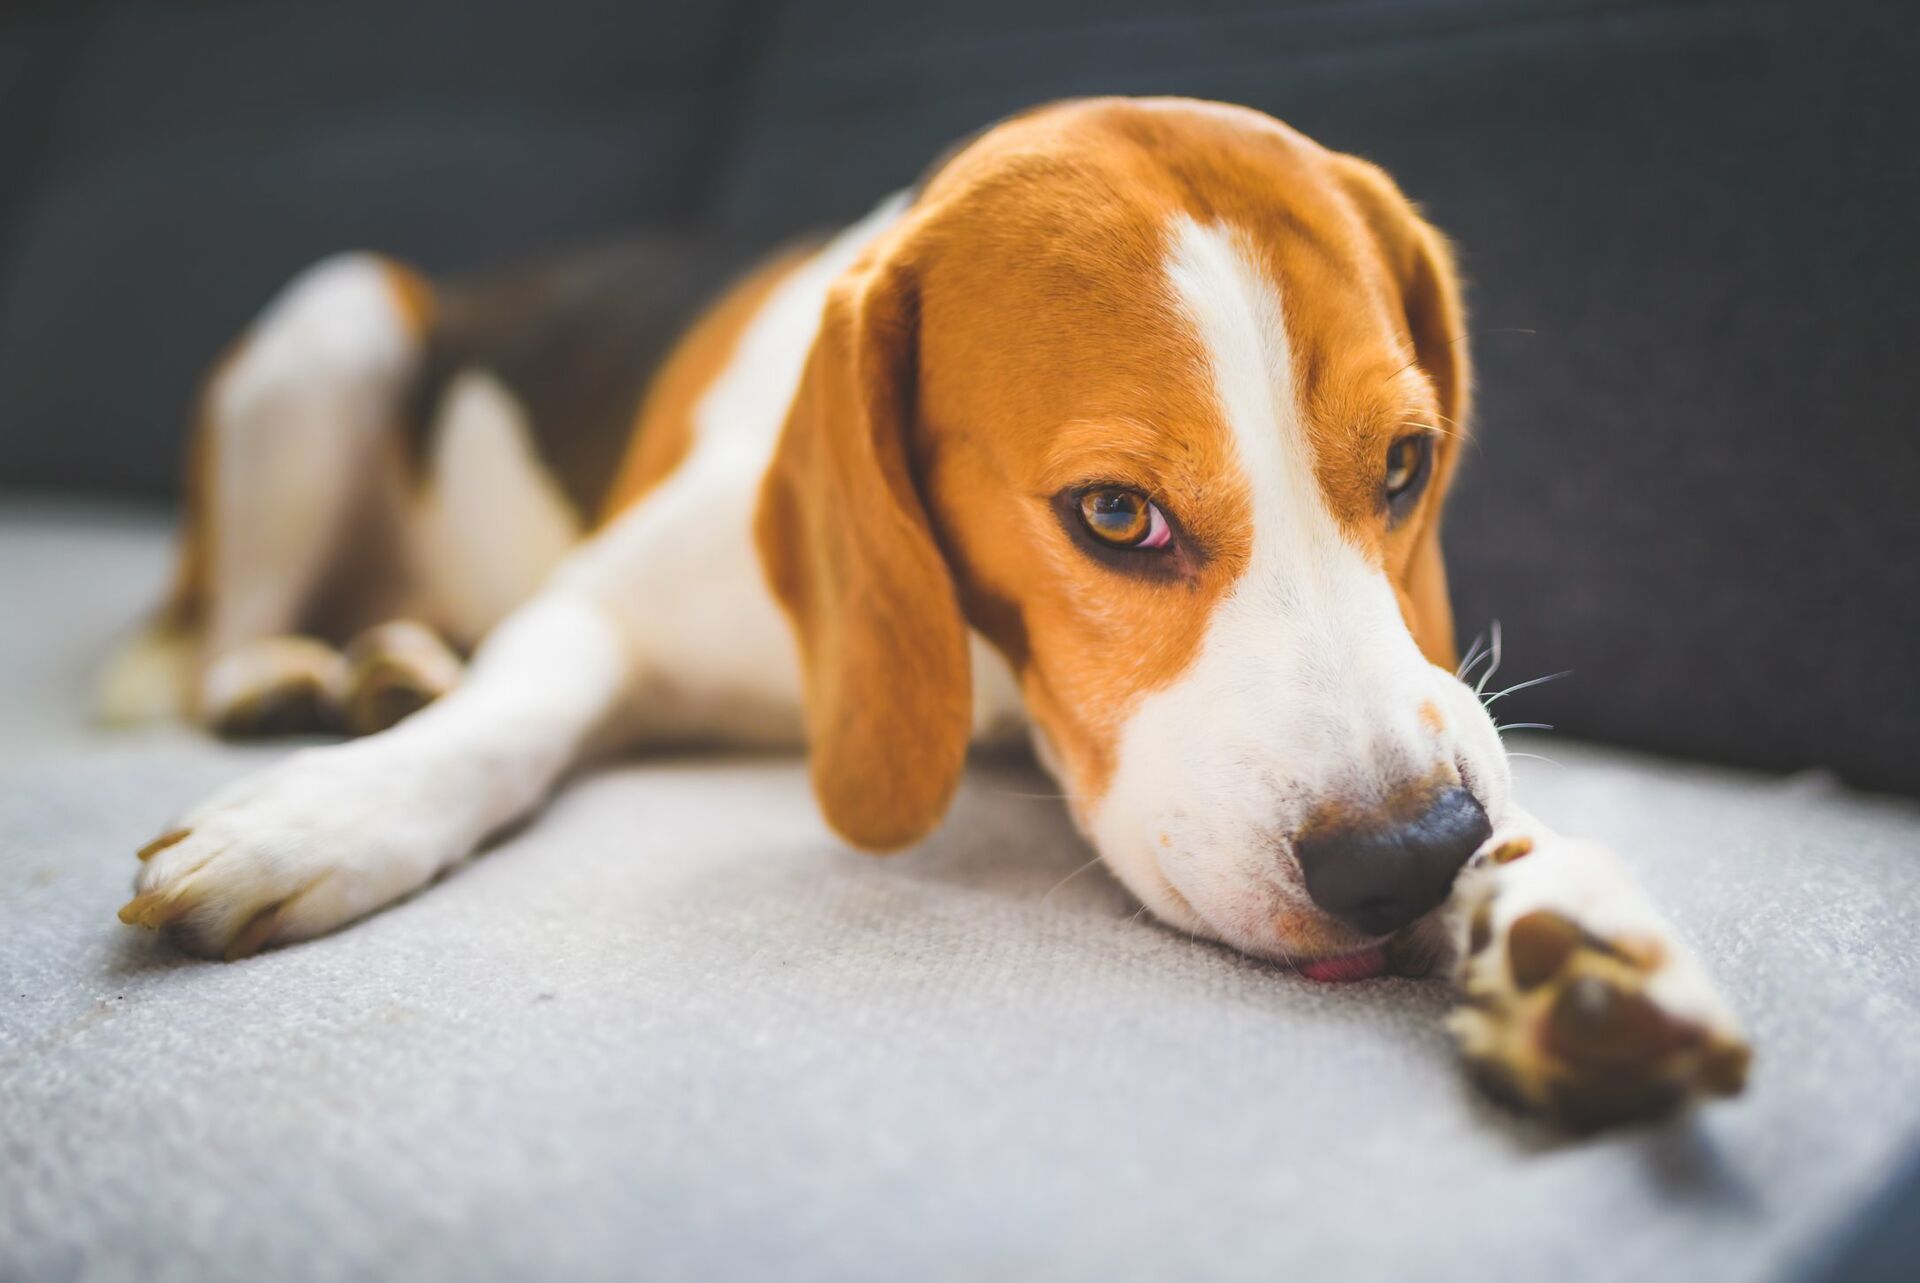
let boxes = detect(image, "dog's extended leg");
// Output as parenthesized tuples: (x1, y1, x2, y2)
(120, 589, 634, 958)
(1445, 810, 1751, 1129)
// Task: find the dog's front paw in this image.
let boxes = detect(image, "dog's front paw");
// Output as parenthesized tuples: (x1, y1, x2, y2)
(1448, 836, 1750, 1130)
(119, 742, 459, 959)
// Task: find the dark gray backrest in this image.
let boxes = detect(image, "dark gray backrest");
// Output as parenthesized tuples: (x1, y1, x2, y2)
(0, 0, 759, 494)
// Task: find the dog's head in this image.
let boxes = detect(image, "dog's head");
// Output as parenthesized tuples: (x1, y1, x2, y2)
(759, 97, 1510, 969)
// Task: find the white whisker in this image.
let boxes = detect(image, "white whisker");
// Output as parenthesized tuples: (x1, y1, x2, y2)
(1456, 631, 1487, 681)
(1041, 854, 1106, 903)
(1504, 751, 1561, 766)
(1482, 669, 1573, 707)
(1473, 620, 1505, 695)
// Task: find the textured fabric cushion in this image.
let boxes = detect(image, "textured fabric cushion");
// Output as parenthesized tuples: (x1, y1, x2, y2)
(4, 507, 1919, 1281)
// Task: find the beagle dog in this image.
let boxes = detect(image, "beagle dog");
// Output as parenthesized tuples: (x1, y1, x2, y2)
(102, 97, 1749, 1128)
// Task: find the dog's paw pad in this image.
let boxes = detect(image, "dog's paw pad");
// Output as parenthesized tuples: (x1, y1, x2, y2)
(1506, 908, 1581, 988)
(1452, 898, 1749, 1130)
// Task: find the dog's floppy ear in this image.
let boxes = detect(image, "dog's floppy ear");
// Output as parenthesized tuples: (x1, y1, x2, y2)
(756, 239, 972, 850)
(1398, 214, 1470, 671)
(1337, 156, 1473, 670)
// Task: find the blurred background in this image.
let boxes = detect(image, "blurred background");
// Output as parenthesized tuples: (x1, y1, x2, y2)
(0, 0, 1914, 793)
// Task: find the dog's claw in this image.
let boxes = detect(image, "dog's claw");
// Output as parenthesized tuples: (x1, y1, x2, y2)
(1699, 1036, 1753, 1096)
(136, 828, 191, 862)
(118, 888, 180, 929)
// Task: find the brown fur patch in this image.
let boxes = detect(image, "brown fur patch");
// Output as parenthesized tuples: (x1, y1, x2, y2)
(602, 245, 814, 521)
(380, 257, 437, 338)
(756, 97, 1475, 831)
(403, 237, 761, 523)
(756, 248, 976, 850)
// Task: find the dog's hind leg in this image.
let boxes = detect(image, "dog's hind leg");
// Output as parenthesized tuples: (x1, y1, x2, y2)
(98, 253, 432, 735)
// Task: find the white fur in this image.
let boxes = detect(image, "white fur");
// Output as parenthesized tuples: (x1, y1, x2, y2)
(202, 253, 419, 669)
(417, 369, 582, 647)
(1084, 217, 1510, 960)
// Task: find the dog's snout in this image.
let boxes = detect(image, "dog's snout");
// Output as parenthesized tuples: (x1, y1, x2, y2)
(1296, 788, 1491, 936)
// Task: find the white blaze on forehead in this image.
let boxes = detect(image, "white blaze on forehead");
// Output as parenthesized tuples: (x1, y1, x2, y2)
(1079, 215, 1453, 946)
(1161, 216, 1340, 563)
(1153, 214, 1418, 711)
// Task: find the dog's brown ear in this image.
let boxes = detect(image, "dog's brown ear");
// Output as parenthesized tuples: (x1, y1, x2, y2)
(1337, 156, 1473, 670)
(755, 243, 972, 850)
(1399, 214, 1470, 671)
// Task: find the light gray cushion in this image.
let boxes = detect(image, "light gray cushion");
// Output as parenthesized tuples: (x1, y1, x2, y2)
(3, 504, 1918, 1282)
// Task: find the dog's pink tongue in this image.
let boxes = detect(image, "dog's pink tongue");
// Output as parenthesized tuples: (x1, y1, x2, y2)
(1299, 946, 1390, 983)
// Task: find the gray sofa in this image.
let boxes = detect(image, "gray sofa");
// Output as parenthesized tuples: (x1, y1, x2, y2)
(6, 1, 1920, 1277)
(5, 508, 1920, 1282)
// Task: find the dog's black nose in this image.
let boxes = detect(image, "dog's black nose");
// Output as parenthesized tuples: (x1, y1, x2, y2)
(1296, 788, 1491, 936)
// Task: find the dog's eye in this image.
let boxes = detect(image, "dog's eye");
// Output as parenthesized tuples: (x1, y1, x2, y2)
(1384, 434, 1434, 514)
(1078, 487, 1171, 549)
